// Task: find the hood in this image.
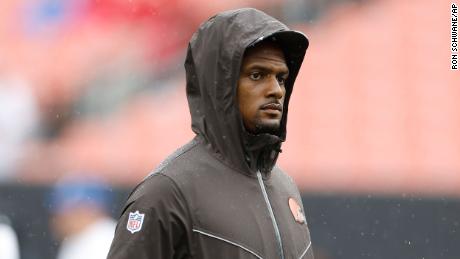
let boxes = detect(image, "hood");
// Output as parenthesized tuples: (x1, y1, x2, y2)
(185, 8, 308, 177)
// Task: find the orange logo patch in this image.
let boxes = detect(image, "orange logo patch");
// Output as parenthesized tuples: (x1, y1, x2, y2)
(288, 198, 306, 224)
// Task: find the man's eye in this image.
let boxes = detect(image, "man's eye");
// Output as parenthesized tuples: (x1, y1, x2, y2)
(249, 72, 262, 81)
(277, 76, 287, 85)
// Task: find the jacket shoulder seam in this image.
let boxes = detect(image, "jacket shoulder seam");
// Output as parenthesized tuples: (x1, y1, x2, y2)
(146, 138, 200, 179)
(121, 138, 199, 210)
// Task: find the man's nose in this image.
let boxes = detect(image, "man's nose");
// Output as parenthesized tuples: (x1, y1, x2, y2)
(266, 76, 285, 99)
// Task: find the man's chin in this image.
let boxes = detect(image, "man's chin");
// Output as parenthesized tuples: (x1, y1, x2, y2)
(253, 121, 281, 135)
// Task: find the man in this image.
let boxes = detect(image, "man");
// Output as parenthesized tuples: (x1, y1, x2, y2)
(108, 8, 313, 259)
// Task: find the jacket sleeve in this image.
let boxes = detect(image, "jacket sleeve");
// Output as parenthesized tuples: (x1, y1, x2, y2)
(107, 173, 192, 259)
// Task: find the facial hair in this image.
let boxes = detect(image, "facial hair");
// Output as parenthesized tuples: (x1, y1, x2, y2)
(253, 119, 281, 135)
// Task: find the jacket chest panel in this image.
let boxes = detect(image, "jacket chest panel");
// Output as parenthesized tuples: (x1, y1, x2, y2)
(188, 174, 276, 258)
(183, 169, 311, 259)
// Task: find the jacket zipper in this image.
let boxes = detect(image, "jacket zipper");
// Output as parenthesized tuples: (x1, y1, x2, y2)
(257, 171, 285, 259)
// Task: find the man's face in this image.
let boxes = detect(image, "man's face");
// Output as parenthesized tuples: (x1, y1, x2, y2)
(237, 42, 289, 135)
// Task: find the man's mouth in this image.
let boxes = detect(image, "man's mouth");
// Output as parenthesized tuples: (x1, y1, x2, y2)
(261, 102, 283, 112)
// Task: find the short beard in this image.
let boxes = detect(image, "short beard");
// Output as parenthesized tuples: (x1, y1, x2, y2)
(253, 121, 280, 135)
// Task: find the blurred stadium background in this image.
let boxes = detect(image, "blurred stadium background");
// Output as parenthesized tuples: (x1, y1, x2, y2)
(0, 0, 459, 258)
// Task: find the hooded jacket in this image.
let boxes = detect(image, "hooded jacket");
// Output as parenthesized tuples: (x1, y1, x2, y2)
(108, 8, 313, 259)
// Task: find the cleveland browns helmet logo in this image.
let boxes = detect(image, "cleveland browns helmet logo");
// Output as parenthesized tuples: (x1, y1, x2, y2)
(288, 198, 306, 224)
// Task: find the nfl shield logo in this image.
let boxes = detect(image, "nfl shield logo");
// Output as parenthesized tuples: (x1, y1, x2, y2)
(127, 211, 145, 234)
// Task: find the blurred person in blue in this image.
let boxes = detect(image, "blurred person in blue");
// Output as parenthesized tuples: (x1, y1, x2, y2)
(0, 214, 20, 259)
(48, 176, 116, 259)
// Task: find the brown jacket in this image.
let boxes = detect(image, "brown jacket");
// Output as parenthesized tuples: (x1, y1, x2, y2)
(108, 8, 312, 259)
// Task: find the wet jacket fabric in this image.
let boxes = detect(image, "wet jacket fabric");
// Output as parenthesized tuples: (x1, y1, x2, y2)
(107, 8, 313, 259)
